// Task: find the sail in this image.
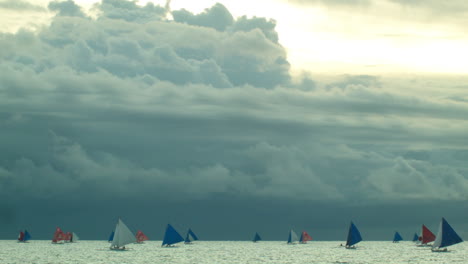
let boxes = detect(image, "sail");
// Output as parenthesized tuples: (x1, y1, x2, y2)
(162, 224, 184, 246)
(71, 232, 79, 242)
(421, 225, 436, 244)
(64, 232, 72, 242)
(253, 232, 262, 242)
(136, 230, 149, 243)
(185, 228, 199, 243)
(108, 231, 114, 242)
(346, 222, 362, 247)
(393, 231, 403, 242)
(432, 218, 463, 249)
(52, 227, 65, 242)
(299, 231, 312, 243)
(287, 229, 299, 244)
(23, 230, 31, 242)
(412, 233, 419, 242)
(111, 219, 136, 248)
(18, 231, 24, 242)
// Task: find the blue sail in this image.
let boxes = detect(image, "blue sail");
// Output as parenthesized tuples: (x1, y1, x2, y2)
(185, 228, 199, 243)
(162, 224, 184, 247)
(23, 230, 31, 242)
(188, 228, 199, 241)
(412, 233, 419, 242)
(253, 232, 262, 242)
(393, 231, 403, 242)
(346, 222, 362, 247)
(108, 231, 114, 242)
(433, 218, 463, 249)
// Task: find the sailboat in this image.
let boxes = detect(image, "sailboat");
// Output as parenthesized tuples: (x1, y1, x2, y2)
(108, 231, 114, 242)
(418, 224, 435, 247)
(110, 218, 136, 250)
(18, 230, 31, 242)
(184, 228, 199, 244)
(393, 231, 403, 243)
(412, 233, 419, 243)
(252, 232, 262, 243)
(162, 224, 184, 247)
(136, 230, 149, 243)
(299, 231, 312, 243)
(345, 222, 362, 249)
(70, 232, 80, 243)
(287, 229, 299, 244)
(431, 218, 463, 252)
(64, 232, 72, 242)
(52, 227, 65, 244)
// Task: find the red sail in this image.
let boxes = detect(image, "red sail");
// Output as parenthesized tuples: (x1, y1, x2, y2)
(421, 225, 435, 244)
(18, 231, 25, 241)
(52, 227, 65, 242)
(136, 230, 149, 243)
(301, 231, 313, 242)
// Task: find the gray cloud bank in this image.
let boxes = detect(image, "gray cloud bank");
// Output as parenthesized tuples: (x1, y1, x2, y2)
(1, 0, 468, 239)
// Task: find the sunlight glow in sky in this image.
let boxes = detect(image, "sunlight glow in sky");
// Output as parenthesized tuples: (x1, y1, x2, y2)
(2, 0, 468, 74)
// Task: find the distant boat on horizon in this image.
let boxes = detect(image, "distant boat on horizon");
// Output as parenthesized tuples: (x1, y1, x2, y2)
(393, 231, 403, 243)
(52, 227, 65, 244)
(287, 229, 299, 244)
(432, 218, 463, 252)
(18, 230, 31, 243)
(110, 218, 136, 250)
(252, 232, 262, 243)
(418, 224, 435, 247)
(70, 232, 79, 243)
(412, 233, 419, 243)
(136, 230, 149, 243)
(108, 231, 114, 242)
(184, 228, 199, 244)
(162, 224, 184, 247)
(345, 222, 362, 249)
(299, 231, 312, 244)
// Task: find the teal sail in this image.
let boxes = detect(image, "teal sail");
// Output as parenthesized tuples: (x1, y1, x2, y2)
(108, 231, 114, 242)
(393, 231, 403, 242)
(412, 233, 419, 242)
(346, 222, 362, 247)
(432, 218, 463, 250)
(253, 232, 262, 242)
(287, 229, 298, 244)
(23, 230, 31, 242)
(185, 228, 199, 243)
(162, 224, 184, 247)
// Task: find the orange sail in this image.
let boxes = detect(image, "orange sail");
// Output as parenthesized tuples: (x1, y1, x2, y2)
(136, 230, 149, 243)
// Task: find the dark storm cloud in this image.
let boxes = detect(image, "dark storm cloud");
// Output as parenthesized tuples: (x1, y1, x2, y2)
(0, 0, 46, 12)
(1, 0, 468, 239)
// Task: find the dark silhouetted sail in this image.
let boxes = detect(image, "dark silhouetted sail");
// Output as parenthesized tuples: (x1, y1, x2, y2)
(412, 233, 419, 242)
(346, 222, 362, 247)
(185, 228, 199, 243)
(253, 232, 262, 242)
(432, 218, 463, 251)
(162, 224, 184, 247)
(393, 231, 403, 242)
(108, 231, 114, 242)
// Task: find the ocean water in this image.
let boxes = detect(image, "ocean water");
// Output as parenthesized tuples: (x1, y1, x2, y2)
(1, 240, 466, 264)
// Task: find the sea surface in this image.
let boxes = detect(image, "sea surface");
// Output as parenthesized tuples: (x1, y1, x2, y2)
(1, 240, 466, 264)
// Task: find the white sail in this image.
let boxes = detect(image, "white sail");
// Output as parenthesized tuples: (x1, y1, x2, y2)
(288, 230, 299, 243)
(111, 219, 136, 248)
(432, 220, 443, 248)
(71, 232, 80, 242)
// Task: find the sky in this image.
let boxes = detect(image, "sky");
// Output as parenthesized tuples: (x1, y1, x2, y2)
(0, 0, 468, 241)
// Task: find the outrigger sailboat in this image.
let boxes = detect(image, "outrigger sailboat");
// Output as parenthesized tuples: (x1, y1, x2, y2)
(252, 232, 262, 243)
(184, 228, 199, 244)
(287, 229, 299, 244)
(431, 218, 463, 252)
(412, 233, 419, 243)
(299, 231, 312, 243)
(393, 231, 403, 243)
(162, 224, 184, 247)
(52, 227, 65, 244)
(110, 218, 136, 250)
(136, 230, 149, 243)
(418, 225, 435, 247)
(345, 222, 362, 249)
(18, 230, 31, 242)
